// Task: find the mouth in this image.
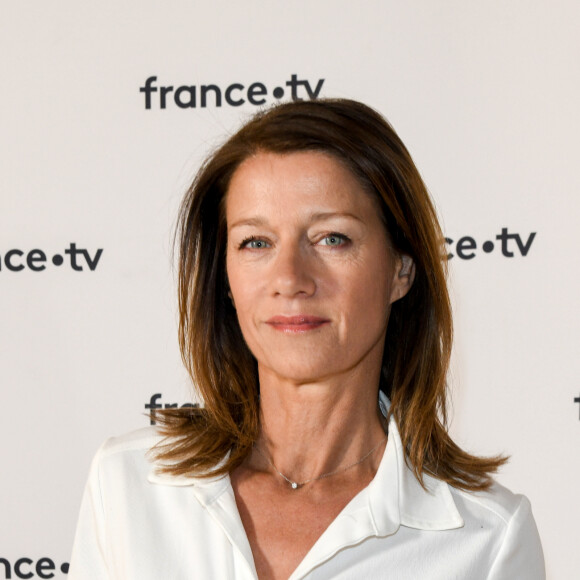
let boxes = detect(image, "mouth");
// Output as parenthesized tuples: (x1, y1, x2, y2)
(265, 315, 330, 333)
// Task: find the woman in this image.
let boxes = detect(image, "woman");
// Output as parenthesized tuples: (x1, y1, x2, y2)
(69, 99, 544, 579)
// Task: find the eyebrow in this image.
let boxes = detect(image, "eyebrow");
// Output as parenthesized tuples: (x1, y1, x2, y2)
(228, 212, 364, 231)
(228, 217, 268, 230)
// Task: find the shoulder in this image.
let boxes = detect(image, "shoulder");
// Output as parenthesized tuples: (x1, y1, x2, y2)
(88, 426, 164, 480)
(450, 482, 545, 579)
(450, 480, 530, 527)
(96, 426, 163, 457)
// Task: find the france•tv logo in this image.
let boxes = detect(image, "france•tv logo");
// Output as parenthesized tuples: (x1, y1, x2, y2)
(0, 244, 103, 272)
(139, 74, 325, 110)
(0, 557, 69, 578)
(446, 228, 536, 260)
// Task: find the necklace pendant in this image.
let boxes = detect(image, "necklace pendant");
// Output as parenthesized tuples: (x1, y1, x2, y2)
(290, 482, 299, 489)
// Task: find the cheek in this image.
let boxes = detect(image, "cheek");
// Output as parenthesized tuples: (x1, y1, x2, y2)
(343, 259, 393, 326)
(226, 251, 244, 299)
(226, 261, 259, 333)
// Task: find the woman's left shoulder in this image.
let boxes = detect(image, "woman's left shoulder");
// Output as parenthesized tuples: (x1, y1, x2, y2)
(449, 481, 545, 579)
(450, 480, 533, 526)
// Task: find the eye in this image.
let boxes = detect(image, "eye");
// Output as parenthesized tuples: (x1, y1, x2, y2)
(318, 233, 350, 247)
(239, 236, 270, 250)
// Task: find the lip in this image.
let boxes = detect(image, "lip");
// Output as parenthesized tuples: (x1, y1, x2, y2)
(265, 315, 330, 333)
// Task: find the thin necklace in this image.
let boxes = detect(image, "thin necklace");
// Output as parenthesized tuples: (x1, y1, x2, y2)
(254, 435, 387, 490)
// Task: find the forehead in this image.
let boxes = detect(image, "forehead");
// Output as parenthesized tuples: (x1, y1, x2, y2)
(225, 151, 380, 219)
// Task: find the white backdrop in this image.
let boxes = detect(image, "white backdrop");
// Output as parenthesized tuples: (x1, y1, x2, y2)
(1, 1, 579, 578)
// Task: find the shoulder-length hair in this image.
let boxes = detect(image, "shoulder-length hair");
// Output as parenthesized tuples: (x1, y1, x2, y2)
(154, 98, 505, 491)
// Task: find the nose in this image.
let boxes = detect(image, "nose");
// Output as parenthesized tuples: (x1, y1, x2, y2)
(270, 244, 316, 298)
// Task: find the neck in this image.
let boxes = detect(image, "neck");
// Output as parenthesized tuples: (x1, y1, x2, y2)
(253, 365, 387, 486)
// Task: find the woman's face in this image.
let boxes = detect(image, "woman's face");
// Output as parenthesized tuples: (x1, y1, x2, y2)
(225, 151, 412, 384)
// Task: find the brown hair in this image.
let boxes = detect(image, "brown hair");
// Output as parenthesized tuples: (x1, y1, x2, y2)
(154, 98, 506, 490)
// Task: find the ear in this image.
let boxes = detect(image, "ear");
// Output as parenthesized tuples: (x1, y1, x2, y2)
(389, 254, 415, 304)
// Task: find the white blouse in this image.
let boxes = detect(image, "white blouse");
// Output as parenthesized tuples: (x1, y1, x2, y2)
(69, 412, 545, 579)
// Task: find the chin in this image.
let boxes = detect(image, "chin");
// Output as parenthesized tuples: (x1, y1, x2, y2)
(258, 353, 351, 386)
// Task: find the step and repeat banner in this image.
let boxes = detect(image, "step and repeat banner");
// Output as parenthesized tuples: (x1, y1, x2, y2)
(1, 1, 579, 578)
